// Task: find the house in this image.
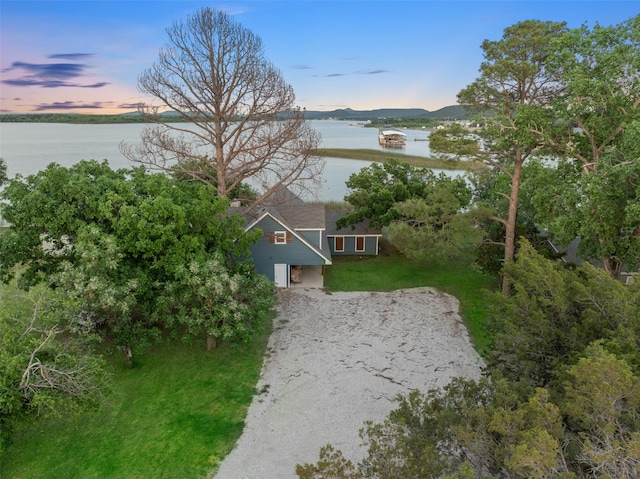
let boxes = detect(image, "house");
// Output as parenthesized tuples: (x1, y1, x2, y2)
(240, 190, 332, 288)
(236, 191, 384, 288)
(548, 237, 638, 285)
(325, 211, 383, 256)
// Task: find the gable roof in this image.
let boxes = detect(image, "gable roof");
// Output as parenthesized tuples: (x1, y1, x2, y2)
(261, 187, 307, 207)
(273, 204, 326, 230)
(239, 188, 332, 264)
(239, 188, 325, 230)
(245, 208, 332, 264)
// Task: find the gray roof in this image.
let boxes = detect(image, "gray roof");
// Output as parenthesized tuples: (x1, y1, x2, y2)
(274, 204, 326, 230)
(325, 211, 382, 236)
(548, 237, 636, 274)
(261, 188, 306, 207)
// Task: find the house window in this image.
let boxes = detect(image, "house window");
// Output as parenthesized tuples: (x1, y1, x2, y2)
(355, 236, 365, 252)
(334, 236, 344, 252)
(274, 231, 287, 244)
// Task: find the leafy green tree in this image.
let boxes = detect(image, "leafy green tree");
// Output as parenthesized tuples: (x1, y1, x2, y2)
(0, 161, 131, 286)
(0, 158, 7, 186)
(338, 160, 478, 262)
(561, 343, 640, 478)
(298, 378, 575, 479)
(464, 160, 562, 278)
(120, 7, 323, 213)
(0, 161, 273, 358)
(530, 15, 640, 279)
(169, 157, 258, 206)
(337, 160, 443, 229)
(546, 15, 640, 174)
(487, 240, 640, 389)
(160, 254, 275, 350)
(542, 152, 640, 279)
(384, 192, 484, 264)
(0, 287, 107, 451)
(428, 123, 479, 160)
(491, 388, 572, 478)
(437, 20, 567, 293)
(50, 226, 158, 362)
(296, 445, 363, 479)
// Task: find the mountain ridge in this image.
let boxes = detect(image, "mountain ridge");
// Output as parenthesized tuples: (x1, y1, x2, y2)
(300, 105, 467, 120)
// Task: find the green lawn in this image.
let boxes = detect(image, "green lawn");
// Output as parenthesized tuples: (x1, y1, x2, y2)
(1, 252, 495, 479)
(0, 324, 272, 479)
(326, 253, 497, 354)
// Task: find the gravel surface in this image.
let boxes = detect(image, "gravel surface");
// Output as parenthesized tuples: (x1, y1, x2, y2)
(214, 287, 485, 479)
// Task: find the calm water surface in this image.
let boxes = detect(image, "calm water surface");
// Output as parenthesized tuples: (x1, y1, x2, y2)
(0, 120, 448, 201)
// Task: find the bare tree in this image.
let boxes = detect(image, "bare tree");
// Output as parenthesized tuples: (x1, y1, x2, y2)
(120, 7, 323, 213)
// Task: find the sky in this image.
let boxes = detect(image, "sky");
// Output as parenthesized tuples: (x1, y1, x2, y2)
(1, 0, 638, 114)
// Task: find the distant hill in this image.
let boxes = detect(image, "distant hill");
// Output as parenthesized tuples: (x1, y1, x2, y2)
(0, 105, 468, 124)
(301, 105, 468, 121)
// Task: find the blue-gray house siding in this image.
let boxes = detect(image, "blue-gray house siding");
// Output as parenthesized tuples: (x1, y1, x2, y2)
(298, 229, 322, 248)
(325, 211, 382, 256)
(328, 235, 380, 255)
(248, 214, 330, 284)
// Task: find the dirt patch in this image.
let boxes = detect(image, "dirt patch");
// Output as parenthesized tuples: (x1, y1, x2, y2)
(214, 287, 485, 479)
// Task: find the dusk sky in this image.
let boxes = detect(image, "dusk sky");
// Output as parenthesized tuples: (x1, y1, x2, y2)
(1, 1, 637, 114)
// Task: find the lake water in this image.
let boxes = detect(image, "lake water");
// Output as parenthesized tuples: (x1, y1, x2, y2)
(0, 120, 453, 201)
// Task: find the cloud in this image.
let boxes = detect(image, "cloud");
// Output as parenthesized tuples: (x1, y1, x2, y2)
(34, 101, 109, 111)
(7, 61, 84, 79)
(355, 69, 389, 75)
(3, 77, 108, 88)
(292, 64, 313, 70)
(1, 55, 108, 89)
(118, 102, 144, 110)
(48, 53, 94, 60)
(314, 67, 388, 78)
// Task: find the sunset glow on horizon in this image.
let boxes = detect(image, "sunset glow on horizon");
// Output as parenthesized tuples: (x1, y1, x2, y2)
(1, 1, 636, 115)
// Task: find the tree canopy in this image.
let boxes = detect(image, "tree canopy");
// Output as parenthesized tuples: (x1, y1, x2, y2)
(532, 15, 640, 278)
(0, 158, 7, 187)
(120, 7, 324, 213)
(0, 286, 108, 451)
(337, 160, 472, 226)
(433, 20, 567, 293)
(336, 160, 480, 262)
(0, 161, 275, 358)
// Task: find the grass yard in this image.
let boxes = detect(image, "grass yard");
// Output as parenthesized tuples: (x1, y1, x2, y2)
(1, 252, 495, 479)
(326, 253, 497, 354)
(0, 322, 272, 479)
(309, 148, 482, 171)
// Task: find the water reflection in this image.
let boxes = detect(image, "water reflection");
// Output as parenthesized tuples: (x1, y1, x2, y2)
(0, 120, 462, 202)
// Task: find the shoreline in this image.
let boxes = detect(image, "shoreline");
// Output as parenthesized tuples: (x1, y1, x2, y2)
(309, 148, 481, 171)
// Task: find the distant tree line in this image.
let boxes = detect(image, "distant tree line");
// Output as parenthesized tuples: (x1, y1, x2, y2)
(0, 113, 190, 124)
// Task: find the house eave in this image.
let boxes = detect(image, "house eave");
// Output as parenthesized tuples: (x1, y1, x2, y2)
(247, 211, 332, 264)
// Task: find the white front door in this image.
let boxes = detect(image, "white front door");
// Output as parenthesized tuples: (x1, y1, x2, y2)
(274, 263, 288, 288)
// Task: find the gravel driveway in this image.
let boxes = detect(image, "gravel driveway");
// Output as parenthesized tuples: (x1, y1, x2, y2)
(214, 287, 485, 479)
